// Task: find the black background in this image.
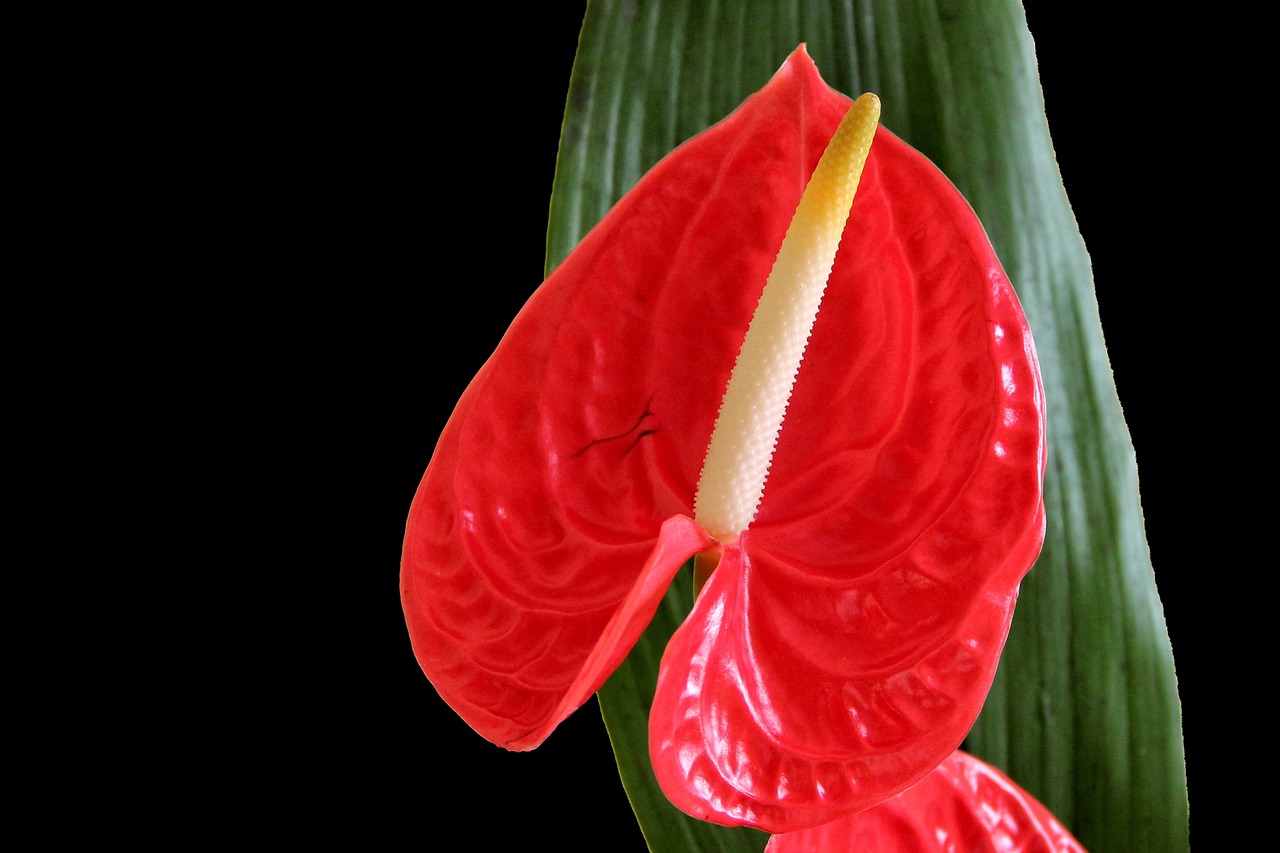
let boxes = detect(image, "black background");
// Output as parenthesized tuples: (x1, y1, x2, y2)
(295, 4, 1197, 847)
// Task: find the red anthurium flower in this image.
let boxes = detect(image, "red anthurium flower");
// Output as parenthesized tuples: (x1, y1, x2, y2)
(765, 751, 1086, 852)
(401, 45, 1045, 833)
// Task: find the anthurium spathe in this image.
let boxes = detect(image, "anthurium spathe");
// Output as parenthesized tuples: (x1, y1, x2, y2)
(401, 45, 1045, 834)
(765, 751, 1085, 852)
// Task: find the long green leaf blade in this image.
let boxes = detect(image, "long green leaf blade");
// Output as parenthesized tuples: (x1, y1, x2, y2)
(547, 3, 1188, 851)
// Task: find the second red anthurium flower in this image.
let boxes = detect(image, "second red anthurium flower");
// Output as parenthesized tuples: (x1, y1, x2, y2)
(401, 45, 1046, 834)
(765, 751, 1085, 851)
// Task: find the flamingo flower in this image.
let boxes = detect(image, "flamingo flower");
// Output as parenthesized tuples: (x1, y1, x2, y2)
(401, 45, 1045, 834)
(765, 751, 1084, 852)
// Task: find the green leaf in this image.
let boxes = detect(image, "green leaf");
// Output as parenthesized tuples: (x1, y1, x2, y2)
(547, 2, 1188, 851)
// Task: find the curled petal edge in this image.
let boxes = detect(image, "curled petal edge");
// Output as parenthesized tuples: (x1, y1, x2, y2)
(493, 515, 712, 751)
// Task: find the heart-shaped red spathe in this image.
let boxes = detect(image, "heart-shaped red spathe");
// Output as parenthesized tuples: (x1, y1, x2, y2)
(401, 45, 1045, 832)
(764, 751, 1086, 852)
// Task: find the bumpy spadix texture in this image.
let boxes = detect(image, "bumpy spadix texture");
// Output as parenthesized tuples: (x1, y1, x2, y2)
(401, 46, 1045, 834)
(695, 93, 879, 539)
(765, 751, 1086, 852)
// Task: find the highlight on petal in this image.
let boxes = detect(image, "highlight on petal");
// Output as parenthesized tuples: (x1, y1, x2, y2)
(764, 751, 1086, 852)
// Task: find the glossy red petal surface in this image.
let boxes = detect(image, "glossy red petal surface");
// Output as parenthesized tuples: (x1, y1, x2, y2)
(646, 52, 1045, 832)
(401, 49, 848, 748)
(402, 44, 1044, 826)
(764, 751, 1086, 852)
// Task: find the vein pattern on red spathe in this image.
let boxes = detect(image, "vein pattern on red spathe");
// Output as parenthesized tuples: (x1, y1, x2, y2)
(401, 46, 1045, 833)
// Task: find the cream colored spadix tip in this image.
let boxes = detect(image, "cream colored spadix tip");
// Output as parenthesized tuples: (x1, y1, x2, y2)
(694, 94, 880, 540)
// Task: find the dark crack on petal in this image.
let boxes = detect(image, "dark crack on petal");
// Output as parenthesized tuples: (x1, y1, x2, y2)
(623, 428, 659, 456)
(572, 396, 656, 458)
